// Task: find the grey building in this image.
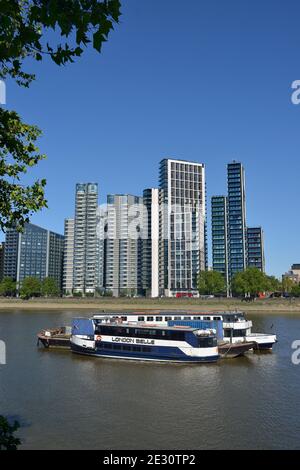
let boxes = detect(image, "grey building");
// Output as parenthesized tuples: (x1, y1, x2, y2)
(142, 188, 160, 297)
(247, 227, 265, 272)
(73, 183, 98, 294)
(159, 158, 206, 297)
(211, 196, 229, 285)
(95, 205, 107, 292)
(62, 218, 74, 294)
(4, 223, 64, 288)
(227, 162, 247, 279)
(104, 194, 143, 297)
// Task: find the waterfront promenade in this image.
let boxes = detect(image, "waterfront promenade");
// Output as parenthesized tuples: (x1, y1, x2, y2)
(0, 297, 299, 313)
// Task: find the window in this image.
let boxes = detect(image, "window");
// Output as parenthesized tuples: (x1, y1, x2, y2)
(155, 317, 163, 321)
(165, 316, 172, 321)
(138, 317, 145, 321)
(147, 317, 154, 321)
(142, 347, 151, 353)
(122, 345, 131, 351)
(121, 316, 127, 321)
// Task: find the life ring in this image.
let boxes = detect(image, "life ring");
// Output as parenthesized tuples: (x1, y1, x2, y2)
(96, 335, 102, 341)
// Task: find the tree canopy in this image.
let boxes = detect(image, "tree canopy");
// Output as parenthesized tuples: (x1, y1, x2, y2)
(197, 270, 226, 295)
(231, 267, 273, 297)
(0, 415, 21, 450)
(41, 277, 59, 297)
(0, 276, 17, 296)
(19, 276, 41, 299)
(0, 0, 121, 230)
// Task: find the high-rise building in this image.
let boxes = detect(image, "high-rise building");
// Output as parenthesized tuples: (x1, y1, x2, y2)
(95, 205, 107, 292)
(227, 162, 247, 279)
(73, 183, 98, 294)
(3, 229, 19, 280)
(0, 242, 5, 281)
(104, 194, 143, 297)
(3, 223, 64, 288)
(247, 227, 265, 272)
(142, 188, 160, 297)
(62, 218, 74, 294)
(211, 196, 229, 285)
(159, 158, 206, 297)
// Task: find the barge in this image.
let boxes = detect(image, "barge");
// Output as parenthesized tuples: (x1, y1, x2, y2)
(37, 326, 71, 349)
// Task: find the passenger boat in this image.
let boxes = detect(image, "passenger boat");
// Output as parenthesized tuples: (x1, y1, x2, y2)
(88, 311, 277, 351)
(70, 317, 219, 363)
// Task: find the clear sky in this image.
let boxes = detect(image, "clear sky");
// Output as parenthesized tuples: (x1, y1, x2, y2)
(2, 0, 300, 277)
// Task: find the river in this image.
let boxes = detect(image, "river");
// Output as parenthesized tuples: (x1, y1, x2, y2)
(0, 309, 300, 449)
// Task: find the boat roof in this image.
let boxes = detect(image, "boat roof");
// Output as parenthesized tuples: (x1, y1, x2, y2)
(88, 320, 215, 334)
(92, 311, 243, 318)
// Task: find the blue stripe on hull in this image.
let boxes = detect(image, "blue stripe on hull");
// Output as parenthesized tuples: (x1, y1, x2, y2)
(71, 343, 219, 363)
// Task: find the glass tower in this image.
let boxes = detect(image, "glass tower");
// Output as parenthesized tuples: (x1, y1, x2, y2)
(227, 162, 247, 279)
(211, 196, 229, 285)
(247, 227, 265, 272)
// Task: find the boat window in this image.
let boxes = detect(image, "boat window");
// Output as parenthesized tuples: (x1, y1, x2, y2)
(194, 316, 201, 320)
(123, 345, 131, 351)
(174, 317, 182, 320)
(224, 329, 246, 338)
(155, 317, 163, 321)
(104, 343, 113, 349)
(142, 347, 151, 353)
(204, 316, 211, 320)
(113, 344, 121, 350)
(147, 317, 154, 321)
(165, 316, 172, 321)
(198, 337, 217, 348)
(133, 346, 141, 352)
(213, 317, 221, 321)
(138, 316, 145, 321)
(185, 317, 191, 320)
(121, 316, 127, 321)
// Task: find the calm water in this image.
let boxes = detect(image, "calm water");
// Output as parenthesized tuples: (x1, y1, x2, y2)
(0, 309, 300, 450)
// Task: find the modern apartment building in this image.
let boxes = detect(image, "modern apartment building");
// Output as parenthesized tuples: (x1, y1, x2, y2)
(95, 205, 107, 291)
(227, 162, 247, 279)
(211, 196, 229, 285)
(142, 188, 160, 297)
(104, 194, 143, 297)
(159, 158, 206, 297)
(246, 227, 265, 272)
(3, 223, 64, 288)
(0, 242, 5, 281)
(62, 218, 74, 294)
(73, 183, 98, 294)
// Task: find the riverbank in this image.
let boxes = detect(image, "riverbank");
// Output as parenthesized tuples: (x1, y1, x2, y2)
(0, 297, 300, 313)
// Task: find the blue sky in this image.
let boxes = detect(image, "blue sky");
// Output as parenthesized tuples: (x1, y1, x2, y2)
(1, 0, 300, 277)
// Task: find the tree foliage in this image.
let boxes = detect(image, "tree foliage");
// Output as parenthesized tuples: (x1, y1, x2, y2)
(0, 276, 17, 296)
(281, 276, 294, 294)
(0, 415, 21, 450)
(231, 267, 271, 297)
(197, 270, 226, 295)
(0, 108, 47, 231)
(41, 277, 59, 297)
(20, 276, 41, 299)
(0, 0, 121, 231)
